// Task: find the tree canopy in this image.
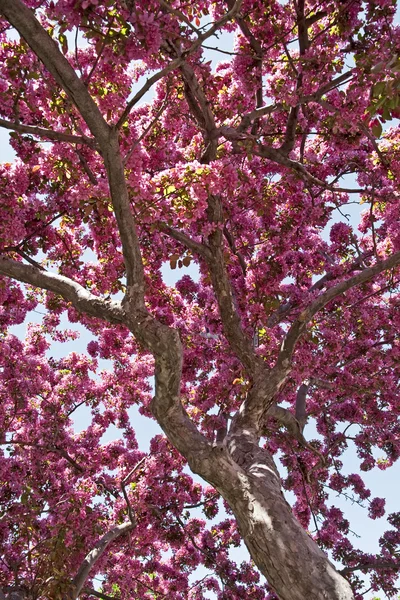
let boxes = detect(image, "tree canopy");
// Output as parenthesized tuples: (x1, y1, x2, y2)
(0, 1, 399, 599)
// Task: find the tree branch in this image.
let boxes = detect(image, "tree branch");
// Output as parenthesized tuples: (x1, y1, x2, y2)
(120, 457, 146, 524)
(0, 118, 97, 148)
(277, 251, 400, 372)
(265, 403, 324, 464)
(205, 194, 258, 374)
(238, 103, 277, 132)
(71, 522, 134, 600)
(0, 0, 215, 496)
(0, 440, 84, 473)
(0, 0, 147, 308)
(266, 404, 304, 441)
(227, 0, 264, 132)
(252, 143, 364, 192)
(0, 256, 124, 324)
(223, 224, 247, 276)
(295, 383, 308, 432)
(169, 52, 218, 161)
(218, 126, 364, 191)
(75, 148, 98, 184)
(158, 0, 200, 33)
(179, 62, 216, 135)
(116, 58, 185, 130)
(0, 258, 211, 468)
(123, 92, 170, 165)
(267, 253, 373, 327)
(157, 223, 211, 259)
(232, 251, 400, 436)
(340, 559, 399, 575)
(102, 130, 146, 309)
(279, 0, 307, 155)
(164, 50, 258, 374)
(299, 70, 354, 104)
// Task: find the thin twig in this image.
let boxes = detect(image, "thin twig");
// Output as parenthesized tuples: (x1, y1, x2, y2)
(123, 93, 170, 166)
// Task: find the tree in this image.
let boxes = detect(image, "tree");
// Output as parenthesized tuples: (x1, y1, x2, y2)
(0, 0, 399, 598)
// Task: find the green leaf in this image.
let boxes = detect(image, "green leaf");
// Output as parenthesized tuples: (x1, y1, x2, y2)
(372, 81, 386, 98)
(371, 121, 382, 138)
(59, 33, 68, 54)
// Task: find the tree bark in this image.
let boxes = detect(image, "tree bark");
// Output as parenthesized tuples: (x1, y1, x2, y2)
(187, 437, 354, 600)
(224, 468, 353, 600)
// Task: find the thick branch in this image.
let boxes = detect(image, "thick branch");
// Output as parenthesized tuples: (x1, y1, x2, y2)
(277, 251, 400, 371)
(173, 55, 218, 161)
(0, 118, 97, 147)
(266, 404, 304, 441)
(179, 61, 216, 135)
(0, 260, 210, 468)
(205, 196, 258, 374)
(295, 383, 308, 432)
(0, 257, 124, 324)
(143, 9, 260, 379)
(71, 522, 134, 599)
(233, 251, 400, 436)
(102, 131, 146, 308)
(157, 223, 211, 259)
(207, 258, 257, 372)
(280, 105, 301, 155)
(0, 1, 147, 306)
(300, 70, 354, 104)
(238, 103, 277, 132)
(265, 403, 324, 464)
(167, 57, 258, 373)
(0, 1, 215, 492)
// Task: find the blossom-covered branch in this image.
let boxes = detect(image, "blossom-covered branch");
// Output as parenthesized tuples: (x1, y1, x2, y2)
(0, 118, 97, 147)
(277, 251, 400, 371)
(0, 256, 124, 324)
(233, 251, 400, 435)
(71, 522, 135, 599)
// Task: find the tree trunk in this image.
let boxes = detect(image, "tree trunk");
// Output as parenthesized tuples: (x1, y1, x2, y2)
(188, 434, 354, 600)
(225, 474, 353, 600)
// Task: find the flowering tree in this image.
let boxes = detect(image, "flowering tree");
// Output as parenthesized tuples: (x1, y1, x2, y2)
(0, 0, 399, 599)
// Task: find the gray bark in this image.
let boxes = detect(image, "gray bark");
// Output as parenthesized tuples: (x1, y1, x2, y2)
(187, 437, 355, 600)
(71, 522, 134, 600)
